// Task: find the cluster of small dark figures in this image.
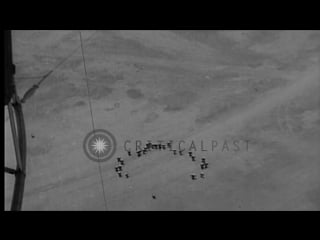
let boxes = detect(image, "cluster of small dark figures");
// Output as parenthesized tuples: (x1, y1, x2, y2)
(114, 157, 129, 179)
(114, 141, 209, 181)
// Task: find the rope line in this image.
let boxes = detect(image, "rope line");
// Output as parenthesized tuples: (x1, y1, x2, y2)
(79, 31, 108, 211)
(20, 31, 98, 104)
(39, 31, 98, 86)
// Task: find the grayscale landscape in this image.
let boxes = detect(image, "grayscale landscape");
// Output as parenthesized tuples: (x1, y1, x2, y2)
(5, 30, 320, 210)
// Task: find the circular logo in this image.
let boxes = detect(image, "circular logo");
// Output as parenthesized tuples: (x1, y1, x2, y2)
(83, 129, 117, 162)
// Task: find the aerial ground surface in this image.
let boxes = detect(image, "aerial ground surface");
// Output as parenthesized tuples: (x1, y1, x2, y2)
(4, 30, 320, 210)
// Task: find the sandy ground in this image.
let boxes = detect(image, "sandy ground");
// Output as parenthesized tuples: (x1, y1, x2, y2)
(4, 30, 320, 210)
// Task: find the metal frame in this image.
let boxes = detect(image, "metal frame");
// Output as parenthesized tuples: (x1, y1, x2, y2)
(4, 30, 27, 211)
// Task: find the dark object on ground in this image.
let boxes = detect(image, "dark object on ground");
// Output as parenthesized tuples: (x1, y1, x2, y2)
(125, 173, 129, 178)
(118, 172, 122, 178)
(152, 195, 156, 199)
(115, 166, 122, 172)
(191, 156, 196, 161)
(127, 151, 132, 156)
(201, 158, 206, 163)
(200, 172, 205, 178)
(173, 150, 177, 155)
(179, 150, 183, 156)
(191, 174, 197, 180)
(201, 163, 209, 169)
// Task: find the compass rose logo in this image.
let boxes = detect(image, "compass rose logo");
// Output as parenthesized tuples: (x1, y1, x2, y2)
(83, 129, 117, 162)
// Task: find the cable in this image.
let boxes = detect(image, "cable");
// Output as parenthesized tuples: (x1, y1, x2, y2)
(79, 31, 108, 211)
(20, 31, 98, 104)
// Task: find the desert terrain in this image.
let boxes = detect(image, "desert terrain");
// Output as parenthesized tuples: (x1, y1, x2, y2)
(4, 30, 320, 210)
